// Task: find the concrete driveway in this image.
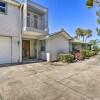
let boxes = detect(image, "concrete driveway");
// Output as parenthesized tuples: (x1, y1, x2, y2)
(0, 55, 100, 100)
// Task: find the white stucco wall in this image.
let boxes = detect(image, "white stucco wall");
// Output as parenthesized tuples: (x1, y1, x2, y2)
(46, 33, 70, 61)
(0, 2, 22, 64)
(12, 37, 20, 63)
(0, 3, 21, 36)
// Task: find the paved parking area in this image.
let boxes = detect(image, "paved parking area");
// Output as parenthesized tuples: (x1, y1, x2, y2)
(0, 55, 100, 100)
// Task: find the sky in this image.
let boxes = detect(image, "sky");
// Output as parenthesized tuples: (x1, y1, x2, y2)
(18, 0, 99, 41)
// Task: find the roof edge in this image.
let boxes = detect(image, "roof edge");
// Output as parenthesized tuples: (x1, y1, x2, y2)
(3, 0, 21, 6)
(49, 28, 73, 40)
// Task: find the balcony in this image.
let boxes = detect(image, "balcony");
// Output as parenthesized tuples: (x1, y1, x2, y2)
(22, 0, 48, 37)
(23, 15, 48, 37)
(27, 16, 47, 31)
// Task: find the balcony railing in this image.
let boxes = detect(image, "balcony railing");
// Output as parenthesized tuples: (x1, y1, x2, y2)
(27, 16, 47, 31)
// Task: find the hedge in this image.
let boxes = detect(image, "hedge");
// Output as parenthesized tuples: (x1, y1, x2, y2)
(58, 54, 74, 63)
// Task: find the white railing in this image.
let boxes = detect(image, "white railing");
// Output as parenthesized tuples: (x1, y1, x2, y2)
(27, 16, 47, 30)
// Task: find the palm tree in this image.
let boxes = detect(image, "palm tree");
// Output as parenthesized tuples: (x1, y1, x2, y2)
(76, 28, 82, 38)
(96, 28, 100, 36)
(82, 29, 87, 41)
(76, 28, 86, 41)
(85, 29, 92, 41)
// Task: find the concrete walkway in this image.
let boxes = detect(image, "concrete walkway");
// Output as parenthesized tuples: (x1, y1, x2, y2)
(0, 55, 100, 100)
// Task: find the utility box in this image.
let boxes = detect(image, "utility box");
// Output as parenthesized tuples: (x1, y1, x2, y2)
(46, 53, 50, 62)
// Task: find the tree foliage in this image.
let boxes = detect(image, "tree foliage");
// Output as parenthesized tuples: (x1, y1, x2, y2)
(76, 28, 92, 41)
(96, 10, 100, 36)
(90, 39, 100, 46)
(86, 0, 100, 36)
(86, 0, 100, 8)
(86, 0, 94, 8)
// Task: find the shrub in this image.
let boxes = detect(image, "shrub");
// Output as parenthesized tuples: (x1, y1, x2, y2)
(85, 50, 95, 57)
(72, 51, 84, 61)
(58, 54, 74, 63)
(80, 49, 95, 58)
(92, 46, 100, 54)
(80, 49, 86, 59)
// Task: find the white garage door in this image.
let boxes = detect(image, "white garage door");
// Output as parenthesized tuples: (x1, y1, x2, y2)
(0, 37, 11, 64)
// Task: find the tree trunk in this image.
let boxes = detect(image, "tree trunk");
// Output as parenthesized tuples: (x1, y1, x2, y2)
(83, 36, 85, 41)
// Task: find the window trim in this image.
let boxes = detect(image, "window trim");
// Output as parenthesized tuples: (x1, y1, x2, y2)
(0, 1, 7, 15)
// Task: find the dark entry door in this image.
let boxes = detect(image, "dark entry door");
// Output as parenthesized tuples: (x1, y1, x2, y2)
(22, 40, 30, 58)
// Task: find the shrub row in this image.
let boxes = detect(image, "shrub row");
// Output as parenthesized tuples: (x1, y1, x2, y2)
(58, 46, 100, 63)
(58, 54, 74, 63)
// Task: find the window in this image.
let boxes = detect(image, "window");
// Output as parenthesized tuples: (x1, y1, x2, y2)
(0, 1, 7, 14)
(41, 40, 46, 51)
(27, 12, 30, 27)
(34, 15, 38, 29)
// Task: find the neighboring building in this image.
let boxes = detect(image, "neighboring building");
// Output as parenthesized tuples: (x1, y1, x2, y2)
(0, 0, 92, 64)
(69, 39, 92, 52)
(45, 29, 72, 61)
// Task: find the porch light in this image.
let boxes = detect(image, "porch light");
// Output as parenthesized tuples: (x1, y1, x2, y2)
(17, 41, 20, 46)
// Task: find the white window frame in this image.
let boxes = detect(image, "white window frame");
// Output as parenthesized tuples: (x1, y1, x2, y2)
(0, 1, 7, 14)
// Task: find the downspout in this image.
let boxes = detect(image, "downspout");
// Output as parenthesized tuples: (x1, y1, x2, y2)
(19, 4, 23, 63)
(11, 37, 12, 64)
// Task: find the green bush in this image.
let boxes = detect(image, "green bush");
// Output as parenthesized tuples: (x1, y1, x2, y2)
(80, 49, 86, 59)
(80, 49, 95, 58)
(85, 50, 95, 57)
(58, 54, 74, 63)
(92, 46, 100, 54)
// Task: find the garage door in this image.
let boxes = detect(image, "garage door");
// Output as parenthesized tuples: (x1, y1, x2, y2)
(0, 37, 11, 64)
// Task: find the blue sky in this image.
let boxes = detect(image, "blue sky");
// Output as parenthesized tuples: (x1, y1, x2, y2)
(18, 0, 99, 41)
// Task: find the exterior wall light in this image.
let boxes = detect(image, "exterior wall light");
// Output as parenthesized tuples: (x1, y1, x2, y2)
(17, 41, 20, 46)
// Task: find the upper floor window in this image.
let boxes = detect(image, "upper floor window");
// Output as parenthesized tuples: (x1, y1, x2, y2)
(34, 15, 38, 29)
(0, 1, 7, 14)
(27, 12, 30, 27)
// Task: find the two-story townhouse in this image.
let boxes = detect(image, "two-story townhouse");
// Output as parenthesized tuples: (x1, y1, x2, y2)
(0, 0, 21, 64)
(0, 0, 49, 64)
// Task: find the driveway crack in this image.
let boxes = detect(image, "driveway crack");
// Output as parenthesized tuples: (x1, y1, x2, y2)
(42, 73, 94, 100)
(60, 66, 92, 82)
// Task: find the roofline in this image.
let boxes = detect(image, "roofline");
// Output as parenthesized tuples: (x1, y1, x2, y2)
(28, 0, 48, 10)
(49, 29, 73, 40)
(12, 0, 20, 4)
(2, 0, 21, 6)
(61, 29, 73, 39)
(70, 41, 93, 45)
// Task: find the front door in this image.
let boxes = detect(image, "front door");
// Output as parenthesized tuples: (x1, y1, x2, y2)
(22, 40, 30, 58)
